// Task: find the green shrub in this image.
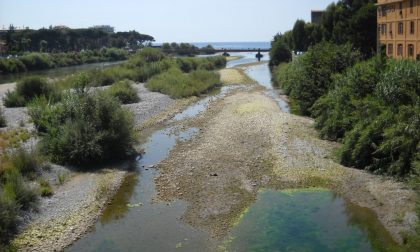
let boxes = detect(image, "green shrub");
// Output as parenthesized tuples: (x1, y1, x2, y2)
(29, 92, 136, 165)
(38, 178, 53, 197)
(104, 80, 140, 104)
(269, 40, 292, 67)
(19, 53, 53, 71)
(0, 58, 27, 74)
(146, 68, 220, 98)
(0, 190, 19, 249)
(274, 42, 361, 115)
(3, 76, 60, 107)
(3, 90, 27, 108)
(312, 58, 420, 176)
(3, 167, 37, 211)
(9, 148, 43, 177)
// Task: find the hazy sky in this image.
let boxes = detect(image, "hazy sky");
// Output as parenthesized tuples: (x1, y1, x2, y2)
(0, 0, 333, 42)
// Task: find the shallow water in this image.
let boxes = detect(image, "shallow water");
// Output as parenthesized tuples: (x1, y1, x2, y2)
(225, 189, 399, 252)
(0, 61, 124, 84)
(227, 52, 269, 68)
(172, 85, 247, 121)
(244, 63, 290, 113)
(67, 126, 216, 252)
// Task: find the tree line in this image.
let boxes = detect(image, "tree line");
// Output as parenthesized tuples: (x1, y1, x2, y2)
(0, 26, 155, 55)
(269, 0, 377, 67)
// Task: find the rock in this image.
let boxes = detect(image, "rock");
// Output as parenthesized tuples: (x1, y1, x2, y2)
(210, 173, 218, 177)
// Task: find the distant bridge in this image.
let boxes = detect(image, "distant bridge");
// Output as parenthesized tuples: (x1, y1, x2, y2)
(214, 48, 270, 52)
(151, 46, 270, 53)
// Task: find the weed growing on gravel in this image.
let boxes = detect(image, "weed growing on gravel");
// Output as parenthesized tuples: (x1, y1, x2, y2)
(104, 80, 140, 104)
(39, 178, 53, 197)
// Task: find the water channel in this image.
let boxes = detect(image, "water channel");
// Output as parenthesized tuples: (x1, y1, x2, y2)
(68, 53, 398, 252)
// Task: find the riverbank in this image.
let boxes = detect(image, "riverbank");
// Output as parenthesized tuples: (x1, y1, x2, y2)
(8, 82, 177, 251)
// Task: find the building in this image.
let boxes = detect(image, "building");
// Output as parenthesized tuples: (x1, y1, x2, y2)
(377, 0, 420, 59)
(311, 10, 325, 25)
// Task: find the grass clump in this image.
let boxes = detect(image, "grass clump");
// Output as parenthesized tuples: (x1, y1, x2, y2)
(38, 178, 53, 197)
(3, 76, 60, 107)
(104, 80, 140, 104)
(28, 91, 136, 165)
(146, 68, 221, 98)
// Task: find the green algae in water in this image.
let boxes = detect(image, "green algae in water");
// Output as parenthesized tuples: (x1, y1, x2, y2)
(225, 189, 399, 252)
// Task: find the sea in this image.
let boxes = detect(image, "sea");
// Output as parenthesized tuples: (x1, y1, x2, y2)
(153, 41, 271, 50)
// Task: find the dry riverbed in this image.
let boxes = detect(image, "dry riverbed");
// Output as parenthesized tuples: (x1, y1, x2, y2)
(4, 65, 418, 250)
(154, 87, 418, 244)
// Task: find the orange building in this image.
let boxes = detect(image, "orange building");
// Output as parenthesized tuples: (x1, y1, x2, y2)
(377, 0, 420, 59)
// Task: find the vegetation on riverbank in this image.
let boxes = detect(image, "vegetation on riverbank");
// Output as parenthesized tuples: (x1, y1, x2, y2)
(0, 48, 128, 74)
(104, 80, 140, 104)
(4, 76, 60, 107)
(0, 131, 42, 251)
(273, 42, 419, 179)
(161, 42, 216, 56)
(146, 68, 220, 98)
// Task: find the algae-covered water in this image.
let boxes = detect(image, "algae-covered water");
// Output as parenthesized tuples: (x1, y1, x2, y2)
(224, 189, 398, 252)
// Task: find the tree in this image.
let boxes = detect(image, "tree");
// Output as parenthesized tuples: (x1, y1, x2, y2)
(39, 40, 48, 52)
(269, 39, 292, 68)
(292, 20, 307, 52)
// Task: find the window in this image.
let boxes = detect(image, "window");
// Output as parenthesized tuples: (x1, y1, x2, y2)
(399, 2, 403, 16)
(410, 21, 415, 34)
(408, 44, 414, 57)
(382, 24, 387, 35)
(398, 22, 404, 34)
(388, 43, 394, 55)
(397, 44, 404, 56)
(410, 0, 414, 13)
(389, 23, 393, 37)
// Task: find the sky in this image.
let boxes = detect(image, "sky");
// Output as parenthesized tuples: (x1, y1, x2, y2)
(0, 0, 333, 43)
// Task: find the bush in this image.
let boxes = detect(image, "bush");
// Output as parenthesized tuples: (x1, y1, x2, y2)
(9, 148, 43, 177)
(3, 76, 60, 107)
(274, 42, 361, 115)
(2, 167, 37, 211)
(146, 68, 220, 98)
(269, 40, 292, 67)
(38, 178, 53, 197)
(0, 191, 18, 249)
(0, 58, 27, 74)
(104, 80, 140, 104)
(312, 58, 420, 176)
(19, 53, 53, 71)
(29, 92, 136, 165)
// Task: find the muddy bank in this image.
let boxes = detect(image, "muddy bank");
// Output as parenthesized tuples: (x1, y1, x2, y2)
(155, 89, 417, 243)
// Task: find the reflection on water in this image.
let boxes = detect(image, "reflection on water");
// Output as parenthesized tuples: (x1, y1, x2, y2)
(225, 189, 399, 252)
(0, 61, 124, 84)
(67, 126, 216, 252)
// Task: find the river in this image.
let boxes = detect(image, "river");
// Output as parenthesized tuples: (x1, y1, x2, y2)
(67, 53, 398, 252)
